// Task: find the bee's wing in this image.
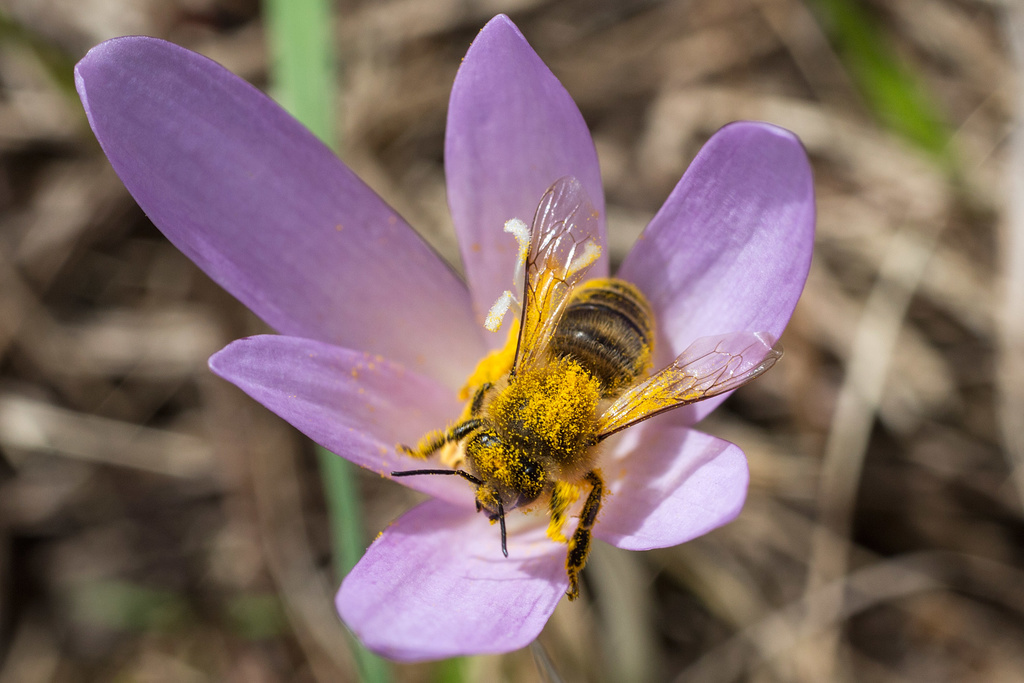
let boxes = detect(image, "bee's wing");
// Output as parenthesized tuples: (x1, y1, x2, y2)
(513, 176, 602, 373)
(597, 331, 782, 439)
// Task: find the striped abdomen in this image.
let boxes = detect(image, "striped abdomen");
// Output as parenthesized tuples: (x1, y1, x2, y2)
(549, 278, 655, 398)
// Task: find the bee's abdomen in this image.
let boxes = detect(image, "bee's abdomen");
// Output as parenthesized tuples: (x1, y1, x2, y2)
(549, 278, 654, 397)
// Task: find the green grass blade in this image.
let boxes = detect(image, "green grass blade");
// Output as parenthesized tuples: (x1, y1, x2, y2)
(0, 10, 77, 96)
(71, 580, 192, 633)
(809, 0, 954, 166)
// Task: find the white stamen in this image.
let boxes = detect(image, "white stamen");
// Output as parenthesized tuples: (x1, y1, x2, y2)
(567, 241, 602, 277)
(504, 218, 531, 263)
(504, 218, 531, 289)
(485, 290, 515, 332)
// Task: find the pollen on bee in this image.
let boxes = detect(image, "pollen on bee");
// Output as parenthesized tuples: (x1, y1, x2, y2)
(491, 357, 602, 463)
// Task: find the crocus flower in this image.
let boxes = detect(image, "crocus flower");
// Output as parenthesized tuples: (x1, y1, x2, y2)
(75, 14, 814, 662)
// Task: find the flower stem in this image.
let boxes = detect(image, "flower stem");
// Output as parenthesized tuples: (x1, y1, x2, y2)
(262, 1, 391, 680)
(263, 0, 336, 146)
(315, 451, 394, 681)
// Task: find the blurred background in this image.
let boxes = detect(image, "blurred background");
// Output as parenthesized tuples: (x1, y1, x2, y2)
(0, 0, 1018, 681)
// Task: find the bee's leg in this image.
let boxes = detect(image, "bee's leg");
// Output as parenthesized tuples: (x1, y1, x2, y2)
(566, 470, 604, 601)
(397, 383, 492, 459)
(397, 418, 482, 459)
(546, 481, 581, 544)
(468, 382, 492, 416)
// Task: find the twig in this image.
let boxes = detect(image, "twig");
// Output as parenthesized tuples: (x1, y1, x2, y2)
(801, 219, 942, 680)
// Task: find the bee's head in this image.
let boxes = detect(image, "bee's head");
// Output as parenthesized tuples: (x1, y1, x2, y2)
(465, 427, 546, 512)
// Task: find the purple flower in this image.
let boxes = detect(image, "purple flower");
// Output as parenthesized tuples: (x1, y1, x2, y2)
(75, 15, 814, 662)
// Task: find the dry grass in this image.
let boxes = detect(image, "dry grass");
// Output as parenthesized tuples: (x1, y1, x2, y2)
(0, 0, 1018, 680)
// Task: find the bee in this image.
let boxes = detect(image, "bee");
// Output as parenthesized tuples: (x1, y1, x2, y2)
(394, 176, 781, 600)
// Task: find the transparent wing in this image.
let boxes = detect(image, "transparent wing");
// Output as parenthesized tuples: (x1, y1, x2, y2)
(597, 331, 782, 439)
(512, 176, 602, 374)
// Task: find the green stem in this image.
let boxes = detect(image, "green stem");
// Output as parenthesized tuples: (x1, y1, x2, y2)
(263, 0, 336, 146)
(261, 1, 391, 680)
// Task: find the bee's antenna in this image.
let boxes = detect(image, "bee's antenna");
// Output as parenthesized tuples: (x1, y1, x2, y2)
(497, 500, 508, 558)
(391, 468, 483, 486)
(485, 502, 509, 558)
(392, 468, 508, 558)
(483, 505, 507, 557)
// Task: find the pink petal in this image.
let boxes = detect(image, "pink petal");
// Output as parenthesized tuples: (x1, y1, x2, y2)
(445, 15, 608, 334)
(595, 425, 748, 550)
(337, 499, 566, 661)
(208, 335, 473, 506)
(75, 37, 482, 387)
(618, 121, 814, 423)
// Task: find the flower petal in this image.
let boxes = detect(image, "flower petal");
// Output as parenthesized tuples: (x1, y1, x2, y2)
(445, 14, 607, 333)
(209, 335, 473, 506)
(596, 425, 748, 550)
(75, 37, 482, 387)
(618, 121, 814, 422)
(337, 498, 566, 661)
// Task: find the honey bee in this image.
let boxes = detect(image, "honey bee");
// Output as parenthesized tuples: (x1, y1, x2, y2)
(394, 176, 781, 600)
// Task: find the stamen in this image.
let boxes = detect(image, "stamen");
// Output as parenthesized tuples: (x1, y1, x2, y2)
(503, 218, 531, 264)
(485, 290, 514, 332)
(482, 218, 532, 334)
(566, 241, 602, 278)
(504, 218, 530, 296)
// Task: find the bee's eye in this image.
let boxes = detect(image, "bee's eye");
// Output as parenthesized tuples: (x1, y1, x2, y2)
(521, 459, 540, 479)
(504, 457, 544, 505)
(518, 458, 544, 492)
(475, 431, 499, 448)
